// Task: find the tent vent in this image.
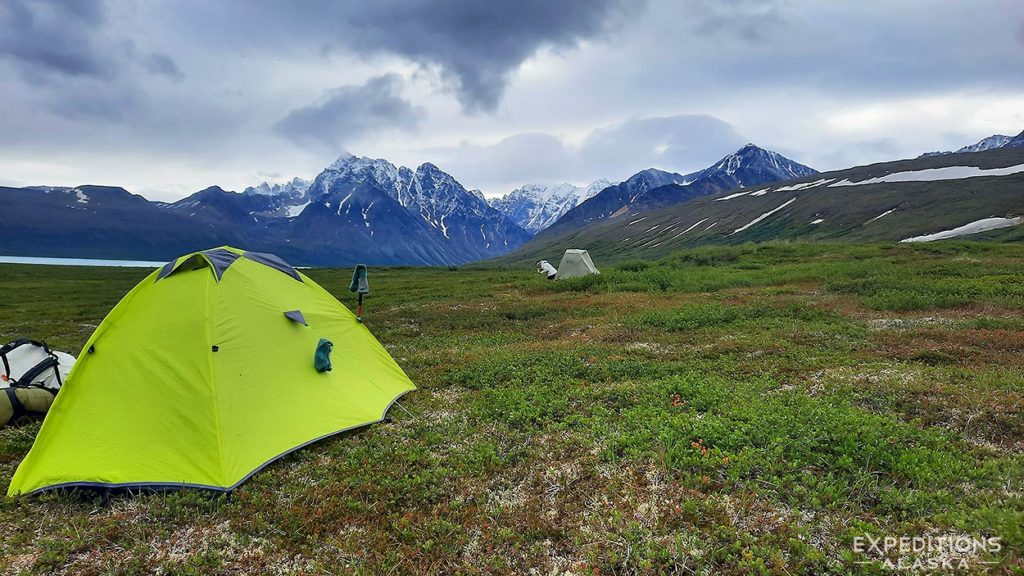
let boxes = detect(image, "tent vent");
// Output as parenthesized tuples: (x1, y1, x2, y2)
(156, 248, 241, 282)
(283, 310, 308, 325)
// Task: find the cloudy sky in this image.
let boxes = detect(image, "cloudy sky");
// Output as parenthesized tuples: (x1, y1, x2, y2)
(2, 0, 1023, 200)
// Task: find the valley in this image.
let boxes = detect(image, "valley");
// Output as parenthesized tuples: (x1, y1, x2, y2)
(2, 242, 1021, 573)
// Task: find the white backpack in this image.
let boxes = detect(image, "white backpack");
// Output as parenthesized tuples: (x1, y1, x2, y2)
(1, 339, 75, 426)
(1, 339, 75, 392)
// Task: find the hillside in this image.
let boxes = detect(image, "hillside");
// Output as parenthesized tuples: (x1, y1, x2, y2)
(532, 145, 816, 243)
(497, 147, 1024, 266)
(0, 185, 241, 260)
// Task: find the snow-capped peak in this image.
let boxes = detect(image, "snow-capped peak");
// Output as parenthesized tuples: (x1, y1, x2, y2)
(316, 154, 402, 193)
(243, 176, 311, 198)
(695, 144, 817, 185)
(489, 178, 617, 233)
(581, 179, 615, 199)
(957, 135, 1013, 154)
(328, 151, 356, 170)
(917, 131, 1022, 158)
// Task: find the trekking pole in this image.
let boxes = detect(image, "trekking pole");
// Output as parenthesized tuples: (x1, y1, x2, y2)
(349, 264, 369, 322)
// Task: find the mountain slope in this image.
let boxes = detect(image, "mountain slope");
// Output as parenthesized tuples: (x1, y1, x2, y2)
(281, 159, 453, 266)
(530, 169, 690, 238)
(286, 155, 530, 265)
(489, 179, 614, 233)
(0, 185, 239, 260)
(166, 186, 294, 225)
(393, 162, 532, 260)
(493, 147, 1024, 266)
(520, 144, 816, 255)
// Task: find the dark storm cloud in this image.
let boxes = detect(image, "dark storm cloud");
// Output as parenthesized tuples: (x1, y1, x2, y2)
(226, 0, 641, 112)
(336, 0, 640, 111)
(0, 0, 184, 121)
(0, 0, 115, 79)
(275, 75, 424, 148)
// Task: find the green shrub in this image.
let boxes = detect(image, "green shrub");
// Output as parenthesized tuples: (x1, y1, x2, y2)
(863, 290, 971, 311)
(617, 259, 653, 272)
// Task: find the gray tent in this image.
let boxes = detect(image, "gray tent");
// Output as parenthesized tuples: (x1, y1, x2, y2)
(556, 249, 600, 279)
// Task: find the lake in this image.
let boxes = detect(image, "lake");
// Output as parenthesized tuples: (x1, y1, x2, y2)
(0, 255, 164, 268)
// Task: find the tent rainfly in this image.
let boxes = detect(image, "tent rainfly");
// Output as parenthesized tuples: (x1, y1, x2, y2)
(555, 249, 600, 279)
(8, 247, 415, 496)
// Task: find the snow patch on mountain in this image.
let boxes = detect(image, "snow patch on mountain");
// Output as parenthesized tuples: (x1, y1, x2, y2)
(715, 191, 749, 201)
(776, 178, 834, 191)
(901, 217, 1021, 243)
(865, 208, 897, 224)
(829, 164, 1024, 186)
(732, 197, 797, 235)
(285, 201, 310, 218)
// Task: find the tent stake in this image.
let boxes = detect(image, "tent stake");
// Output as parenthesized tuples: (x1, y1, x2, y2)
(393, 400, 416, 420)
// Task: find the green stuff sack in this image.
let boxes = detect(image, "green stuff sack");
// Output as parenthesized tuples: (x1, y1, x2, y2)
(2, 387, 56, 427)
(315, 338, 333, 373)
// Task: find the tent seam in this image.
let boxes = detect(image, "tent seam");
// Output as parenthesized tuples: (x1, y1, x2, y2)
(204, 271, 229, 488)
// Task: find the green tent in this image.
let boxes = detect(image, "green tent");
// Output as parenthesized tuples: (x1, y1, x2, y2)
(8, 247, 415, 496)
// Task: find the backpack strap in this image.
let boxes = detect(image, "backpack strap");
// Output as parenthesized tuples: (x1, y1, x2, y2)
(4, 388, 28, 422)
(10, 356, 60, 392)
(0, 338, 50, 377)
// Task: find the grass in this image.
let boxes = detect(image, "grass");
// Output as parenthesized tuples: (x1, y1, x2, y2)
(1, 241, 1023, 574)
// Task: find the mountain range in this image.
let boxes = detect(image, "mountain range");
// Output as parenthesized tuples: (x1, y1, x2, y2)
(0, 143, 816, 265)
(287, 154, 530, 265)
(0, 155, 531, 266)
(3, 128, 1022, 267)
(495, 145, 1024, 266)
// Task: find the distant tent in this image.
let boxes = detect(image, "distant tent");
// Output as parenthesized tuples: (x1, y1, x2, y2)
(556, 249, 600, 279)
(8, 246, 415, 496)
